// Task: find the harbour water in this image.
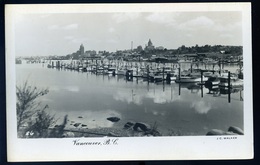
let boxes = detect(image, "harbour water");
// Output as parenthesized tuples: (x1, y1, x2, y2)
(16, 63, 243, 136)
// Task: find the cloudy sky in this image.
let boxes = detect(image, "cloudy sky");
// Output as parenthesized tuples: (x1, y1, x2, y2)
(15, 12, 242, 57)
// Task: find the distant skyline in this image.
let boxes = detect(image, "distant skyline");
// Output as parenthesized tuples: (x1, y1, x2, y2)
(15, 12, 242, 57)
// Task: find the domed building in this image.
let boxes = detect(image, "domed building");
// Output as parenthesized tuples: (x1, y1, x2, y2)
(145, 39, 155, 51)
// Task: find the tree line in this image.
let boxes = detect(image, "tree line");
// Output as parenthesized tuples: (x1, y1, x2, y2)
(173, 44, 242, 55)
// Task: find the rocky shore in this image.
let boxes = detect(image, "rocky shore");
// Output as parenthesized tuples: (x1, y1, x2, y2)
(61, 116, 161, 138)
(19, 114, 244, 138)
(206, 126, 244, 136)
(58, 116, 244, 138)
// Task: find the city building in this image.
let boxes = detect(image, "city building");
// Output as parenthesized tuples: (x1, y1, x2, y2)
(136, 45, 143, 52)
(145, 39, 155, 51)
(85, 50, 97, 57)
(156, 46, 164, 50)
(80, 44, 84, 56)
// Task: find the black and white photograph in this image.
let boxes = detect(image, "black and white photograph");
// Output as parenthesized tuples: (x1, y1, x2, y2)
(6, 3, 253, 161)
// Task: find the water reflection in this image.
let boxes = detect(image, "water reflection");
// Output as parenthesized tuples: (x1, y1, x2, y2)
(143, 107, 167, 117)
(191, 100, 212, 114)
(113, 90, 143, 105)
(113, 86, 181, 105)
(50, 86, 80, 92)
(146, 89, 180, 104)
(16, 64, 243, 135)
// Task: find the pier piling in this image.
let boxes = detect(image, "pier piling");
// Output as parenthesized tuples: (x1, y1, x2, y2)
(218, 60, 221, 75)
(163, 67, 165, 82)
(147, 65, 150, 84)
(178, 67, 181, 80)
(95, 60, 98, 75)
(200, 70, 203, 84)
(228, 71, 231, 103)
(178, 83, 181, 95)
(201, 84, 204, 98)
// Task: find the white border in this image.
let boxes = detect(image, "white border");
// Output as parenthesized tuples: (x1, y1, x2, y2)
(6, 3, 253, 161)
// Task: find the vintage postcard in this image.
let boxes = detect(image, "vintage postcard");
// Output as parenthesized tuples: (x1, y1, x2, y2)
(5, 3, 253, 161)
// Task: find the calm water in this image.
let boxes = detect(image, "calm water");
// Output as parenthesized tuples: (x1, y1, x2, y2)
(16, 63, 243, 136)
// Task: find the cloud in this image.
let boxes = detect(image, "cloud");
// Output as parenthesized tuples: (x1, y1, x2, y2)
(112, 13, 140, 23)
(185, 33, 193, 37)
(106, 39, 118, 43)
(63, 23, 78, 30)
(214, 22, 241, 32)
(64, 36, 90, 43)
(219, 33, 233, 38)
(108, 27, 115, 33)
(146, 13, 178, 26)
(64, 36, 74, 40)
(71, 37, 90, 43)
(48, 25, 59, 30)
(191, 100, 211, 114)
(178, 16, 215, 30)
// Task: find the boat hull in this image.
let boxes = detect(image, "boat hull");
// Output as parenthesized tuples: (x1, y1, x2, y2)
(175, 76, 208, 83)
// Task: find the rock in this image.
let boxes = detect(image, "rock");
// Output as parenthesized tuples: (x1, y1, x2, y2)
(108, 132, 118, 137)
(62, 132, 75, 137)
(207, 128, 241, 136)
(133, 122, 151, 132)
(124, 122, 135, 129)
(206, 129, 226, 135)
(228, 126, 244, 135)
(73, 123, 81, 127)
(81, 124, 87, 127)
(225, 131, 238, 135)
(78, 116, 83, 118)
(135, 132, 144, 137)
(107, 117, 120, 122)
(145, 130, 161, 136)
(54, 125, 64, 129)
(145, 134, 153, 137)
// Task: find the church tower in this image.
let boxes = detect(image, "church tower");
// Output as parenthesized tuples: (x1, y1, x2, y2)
(145, 39, 155, 51)
(148, 39, 153, 47)
(80, 44, 84, 56)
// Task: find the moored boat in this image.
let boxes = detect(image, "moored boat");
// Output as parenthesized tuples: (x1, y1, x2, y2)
(153, 74, 165, 82)
(107, 67, 116, 75)
(219, 77, 243, 88)
(205, 76, 220, 89)
(174, 68, 209, 83)
(78, 64, 83, 71)
(175, 75, 208, 83)
(166, 73, 177, 82)
(116, 68, 126, 75)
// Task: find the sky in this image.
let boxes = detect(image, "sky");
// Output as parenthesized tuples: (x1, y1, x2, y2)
(14, 12, 242, 57)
